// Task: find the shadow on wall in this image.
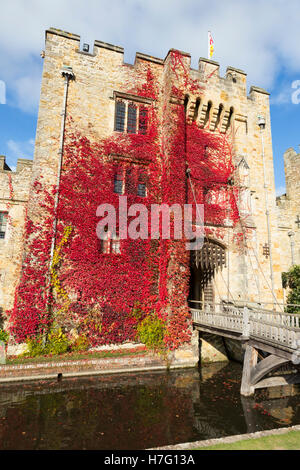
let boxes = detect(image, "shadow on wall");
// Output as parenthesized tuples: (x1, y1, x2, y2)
(199, 333, 244, 364)
(0, 308, 3, 329)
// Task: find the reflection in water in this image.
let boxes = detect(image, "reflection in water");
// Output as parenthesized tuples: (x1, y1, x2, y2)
(0, 362, 299, 449)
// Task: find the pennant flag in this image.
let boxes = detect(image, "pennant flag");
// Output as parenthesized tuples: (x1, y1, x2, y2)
(208, 31, 214, 59)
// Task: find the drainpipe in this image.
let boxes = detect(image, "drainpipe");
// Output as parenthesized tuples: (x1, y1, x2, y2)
(49, 66, 74, 269)
(258, 115, 276, 307)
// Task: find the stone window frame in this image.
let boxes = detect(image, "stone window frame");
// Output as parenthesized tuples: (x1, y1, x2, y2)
(110, 154, 149, 198)
(113, 91, 153, 135)
(137, 182, 147, 198)
(100, 230, 121, 255)
(236, 156, 255, 219)
(0, 211, 8, 239)
(115, 101, 126, 133)
(237, 156, 251, 188)
(113, 170, 125, 195)
(127, 102, 138, 134)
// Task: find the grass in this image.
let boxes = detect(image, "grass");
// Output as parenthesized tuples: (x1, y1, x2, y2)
(5, 346, 147, 366)
(197, 430, 300, 450)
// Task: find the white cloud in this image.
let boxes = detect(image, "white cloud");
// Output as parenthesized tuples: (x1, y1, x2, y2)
(270, 89, 291, 106)
(7, 138, 35, 160)
(0, 0, 300, 113)
(12, 73, 42, 113)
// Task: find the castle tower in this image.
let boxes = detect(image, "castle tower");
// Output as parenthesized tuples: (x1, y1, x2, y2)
(276, 147, 300, 269)
(0, 157, 32, 318)
(0, 27, 288, 345)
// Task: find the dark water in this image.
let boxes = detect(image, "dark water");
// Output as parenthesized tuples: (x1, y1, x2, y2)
(0, 362, 300, 450)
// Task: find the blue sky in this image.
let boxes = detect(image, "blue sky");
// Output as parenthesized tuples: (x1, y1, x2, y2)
(0, 0, 299, 195)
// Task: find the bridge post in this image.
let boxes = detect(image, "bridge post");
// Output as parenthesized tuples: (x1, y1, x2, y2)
(241, 396, 258, 433)
(240, 344, 258, 396)
(242, 306, 250, 339)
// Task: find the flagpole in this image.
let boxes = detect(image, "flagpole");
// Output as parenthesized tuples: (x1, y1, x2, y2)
(208, 31, 210, 59)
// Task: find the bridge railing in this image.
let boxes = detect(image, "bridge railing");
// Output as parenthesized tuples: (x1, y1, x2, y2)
(191, 302, 300, 350)
(191, 303, 244, 334)
(249, 308, 300, 349)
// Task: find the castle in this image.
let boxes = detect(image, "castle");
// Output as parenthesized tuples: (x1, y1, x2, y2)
(0, 28, 299, 352)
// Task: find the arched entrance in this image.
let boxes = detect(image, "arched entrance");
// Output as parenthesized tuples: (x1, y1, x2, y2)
(189, 238, 226, 308)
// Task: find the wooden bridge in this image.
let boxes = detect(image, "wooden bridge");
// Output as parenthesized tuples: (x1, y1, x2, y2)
(191, 302, 300, 396)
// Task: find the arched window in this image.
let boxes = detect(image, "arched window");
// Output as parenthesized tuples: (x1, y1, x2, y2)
(184, 95, 189, 116)
(215, 103, 224, 129)
(203, 101, 212, 127)
(225, 106, 234, 133)
(237, 157, 250, 187)
(193, 98, 201, 122)
(237, 157, 252, 216)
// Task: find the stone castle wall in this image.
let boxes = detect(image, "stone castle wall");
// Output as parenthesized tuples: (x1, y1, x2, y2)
(1, 26, 299, 325)
(276, 147, 300, 274)
(30, 28, 283, 306)
(0, 156, 33, 319)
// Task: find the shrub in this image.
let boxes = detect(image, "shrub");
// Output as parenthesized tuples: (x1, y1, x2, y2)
(131, 302, 144, 321)
(24, 337, 45, 357)
(45, 328, 70, 355)
(23, 328, 71, 357)
(71, 334, 90, 352)
(282, 265, 300, 313)
(0, 328, 9, 344)
(137, 313, 165, 350)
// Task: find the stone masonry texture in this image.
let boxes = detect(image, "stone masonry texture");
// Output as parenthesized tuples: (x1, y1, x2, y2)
(0, 27, 299, 352)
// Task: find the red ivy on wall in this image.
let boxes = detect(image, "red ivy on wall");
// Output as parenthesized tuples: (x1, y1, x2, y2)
(8, 56, 242, 349)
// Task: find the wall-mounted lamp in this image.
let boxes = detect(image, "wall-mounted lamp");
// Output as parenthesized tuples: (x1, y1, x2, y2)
(257, 115, 266, 130)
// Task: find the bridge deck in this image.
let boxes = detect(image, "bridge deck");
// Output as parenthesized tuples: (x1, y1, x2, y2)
(192, 304, 300, 395)
(191, 304, 300, 357)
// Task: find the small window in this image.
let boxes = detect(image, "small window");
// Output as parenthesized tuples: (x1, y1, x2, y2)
(225, 107, 234, 133)
(114, 172, 124, 194)
(137, 183, 146, 197)
(0, 212, 8, 239)
(101, 235, 110, 254)
(114, 95, 149, 135)
(125, 168, 136, 195)
(193, 98, 201, 122)
(111, 236, 121, 254)
(127, 104, 137, 134)
(115, 101, 126, 132)
(203, 101, 212, 127)
(99, 232, 121, 254)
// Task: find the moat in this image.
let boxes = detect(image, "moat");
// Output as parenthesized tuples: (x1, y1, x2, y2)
(0, 362, 300, 450)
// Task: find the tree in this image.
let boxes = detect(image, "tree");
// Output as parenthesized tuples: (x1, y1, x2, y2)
(282, 265, 300, 313)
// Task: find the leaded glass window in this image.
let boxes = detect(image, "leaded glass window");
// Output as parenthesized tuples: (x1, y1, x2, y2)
(0, 212, 8, 239)
(115, 101, 126, 132)
(127, 103, 137, 134)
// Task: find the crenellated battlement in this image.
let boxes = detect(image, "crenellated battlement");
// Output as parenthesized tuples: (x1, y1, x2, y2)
(0, 155, 33, 174)
(45, 27, 270, 103)
(0, 155, 11, 171)
(0, 25, 295, 339)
